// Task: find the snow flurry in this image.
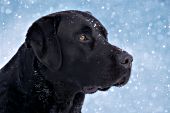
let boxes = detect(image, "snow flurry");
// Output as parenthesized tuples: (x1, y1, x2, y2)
(0, 0, 170, 113)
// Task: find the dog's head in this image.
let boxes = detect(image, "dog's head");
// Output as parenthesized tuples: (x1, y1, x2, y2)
(26, 10, 133, 94)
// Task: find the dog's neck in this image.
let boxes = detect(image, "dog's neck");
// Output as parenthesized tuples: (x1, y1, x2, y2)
(0, 43, 84, 113)
(15, 43, 81, 112)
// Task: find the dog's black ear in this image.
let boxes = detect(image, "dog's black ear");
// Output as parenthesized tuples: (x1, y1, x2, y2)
(26, 16, 62, 71)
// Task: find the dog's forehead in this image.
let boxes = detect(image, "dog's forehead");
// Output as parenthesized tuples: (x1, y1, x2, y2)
(59, 11, 108, 37)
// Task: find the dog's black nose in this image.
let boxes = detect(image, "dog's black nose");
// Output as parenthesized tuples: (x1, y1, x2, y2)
(119, 51, 133, 68)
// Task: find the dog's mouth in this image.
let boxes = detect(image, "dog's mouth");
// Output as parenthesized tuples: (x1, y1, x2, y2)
(82, 86, 98, 94)
(82, 71, 131, 93)
(83, 86, 112, 93)
(82, 77, 128, 93)
(113, 76, 128, 87)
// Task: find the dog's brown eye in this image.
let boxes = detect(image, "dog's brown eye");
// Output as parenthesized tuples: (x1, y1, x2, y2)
(79, 34, 88, 42)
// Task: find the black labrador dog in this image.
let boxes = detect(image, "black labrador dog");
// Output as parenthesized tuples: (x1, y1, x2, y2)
(0, 10, 133, 113)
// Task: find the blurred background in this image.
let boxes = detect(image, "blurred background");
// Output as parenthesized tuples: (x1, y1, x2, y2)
(0, 0, 170, 113)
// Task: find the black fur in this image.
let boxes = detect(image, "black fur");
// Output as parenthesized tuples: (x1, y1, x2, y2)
(0, 10, 133, 113)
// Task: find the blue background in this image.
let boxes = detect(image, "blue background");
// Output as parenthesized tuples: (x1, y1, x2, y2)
(0, 0, 170, 113)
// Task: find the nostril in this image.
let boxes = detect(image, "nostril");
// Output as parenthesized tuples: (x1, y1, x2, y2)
(124, 58, 129, 64)
(121, 57, 130, 65)
(120, 55, 133, 68)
